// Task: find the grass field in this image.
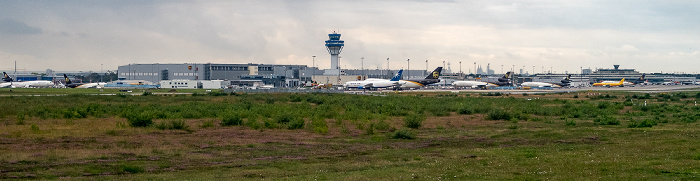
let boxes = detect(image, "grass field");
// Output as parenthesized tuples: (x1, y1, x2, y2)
(0, 89, 699, 180)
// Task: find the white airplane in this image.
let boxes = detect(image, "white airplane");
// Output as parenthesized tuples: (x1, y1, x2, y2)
(344, 70, 404, 90)
(62, 74, 107, 88)
(521, 75, 571, 88)
(0, 72, 54, 88)
(521, 81, 563, 88)
(452, 81, 499, 89)
(398, 67, 443, 89)
(452, 72, 513, 89)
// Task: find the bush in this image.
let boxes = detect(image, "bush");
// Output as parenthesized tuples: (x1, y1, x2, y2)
(373, 120, 392, 131)
(594, 115, 620, 125)
(486, 109, 513, 121)
(120, 165, 144, 174)
(220, 113, 243, 126)
(199, 120, 215, 128)
(245, 117, 262, 130)
(564, 119, 576, 126)
(124, 111, 154, 127)
(403, 113, 425, 129)
(171, 119, 189, 130)
(392, 128, 416, 139)
(31, 124, 40, 133)
(287, 118, 305, 130)
(310, 116, 328, 134)
(628, 119, 657, 128)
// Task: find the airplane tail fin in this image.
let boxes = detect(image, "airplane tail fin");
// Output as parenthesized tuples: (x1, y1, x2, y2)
(424, 67, 443, 79)
(390, 69, 403, 81)
(561, 75, 572, 83)
(497, 72, 513, 83)
(619, 78, 625, 84)
(63, 74, 73, 84)
(2, 72, 12, 82)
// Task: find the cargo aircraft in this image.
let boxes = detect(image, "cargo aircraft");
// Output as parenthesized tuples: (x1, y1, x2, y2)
(399, 67, 442, 89)
(0, 72, 54, 88)
(521, 75, 571, 88)
(344, 69, 404, 90)
(452, 72, 513, 89)
(63, 74, 106, 88)
(592, 78, 626, 87)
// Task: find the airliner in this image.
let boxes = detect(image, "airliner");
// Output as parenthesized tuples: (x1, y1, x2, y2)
(344, 69, 404, 90)
(0, 72, 54, 88)
(521, 75, 571, 88)
(592, 78, 625, 87)
(597, 74, 646, 86)
(452, 72, 512, 89)
(63, 74, 106, 88)
(399, 67, 442, 89)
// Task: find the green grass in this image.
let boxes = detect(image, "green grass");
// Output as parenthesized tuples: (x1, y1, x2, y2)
(0, 90, 699, 179)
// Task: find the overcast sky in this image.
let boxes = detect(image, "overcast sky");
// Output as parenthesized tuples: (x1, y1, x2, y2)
(1, 0, 698, 74)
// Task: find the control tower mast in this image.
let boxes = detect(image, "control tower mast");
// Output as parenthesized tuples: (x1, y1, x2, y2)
(324, 31, 344, 75)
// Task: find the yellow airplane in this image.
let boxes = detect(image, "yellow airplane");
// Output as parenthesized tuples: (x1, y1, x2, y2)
(592, 78, 625, 87)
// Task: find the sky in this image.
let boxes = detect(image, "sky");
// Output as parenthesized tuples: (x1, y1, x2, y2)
(0, 0, 699, 74)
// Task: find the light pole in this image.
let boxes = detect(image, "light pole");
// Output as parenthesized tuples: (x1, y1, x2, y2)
(100, 64, 103, 82)
(512, 65, 515, 73)
(312, 55, 316, 75)
(407, 59, 410, 79)
(532, 66, 535, 75)
(501, 65, 504, 74)
(459, 61, 462, 75)
(387, 58, 390, 79)
(474, 62, 477, 75)
(361, 57, 364, 80)
(580, 66, 583, 87)
(425, 60, 428, 77)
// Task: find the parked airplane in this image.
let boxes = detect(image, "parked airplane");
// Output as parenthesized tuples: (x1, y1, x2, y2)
(0, 72, 54, 88)
(399, 67, 442, 89)
(451, 71, 512, 89)
(521, 75, 571, 88)
(632, 74, 646, 84)
(344, 69, 404, 90)
(592, 78, 625, 87)
(63, 74, 105, 88)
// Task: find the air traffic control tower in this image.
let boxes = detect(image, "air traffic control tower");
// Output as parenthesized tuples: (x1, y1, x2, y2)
(324, 32, 344, 75)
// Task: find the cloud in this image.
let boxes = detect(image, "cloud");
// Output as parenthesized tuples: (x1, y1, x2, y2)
(0, 19, 42, 35)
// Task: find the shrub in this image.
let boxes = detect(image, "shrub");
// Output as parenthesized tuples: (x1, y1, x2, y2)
(564, 119, 576, 126)
(403, 113, 425, 129)
(486, 109, 513, 121)
(120, 165, 144, 174)
(155, 121, 170, 130)
(275, 113, 295, 124)
(124, 111, 155, 127)
(171, 119, 189, 130)
(392, 128, 416, 139)
(374, 119, 391, 131)
(199, 120, 215, 128)
(287, 118, 305, 129)
(628, 119, 657, 128)
(458, 106, 475, 115)
(31, 124, 40, 133)
(220, 113, 243, 126)
(594, 115, 620, 125)
(245, 117, 262, 130)
(310, 116, 328, 134)
(142, 91, 153, 96)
